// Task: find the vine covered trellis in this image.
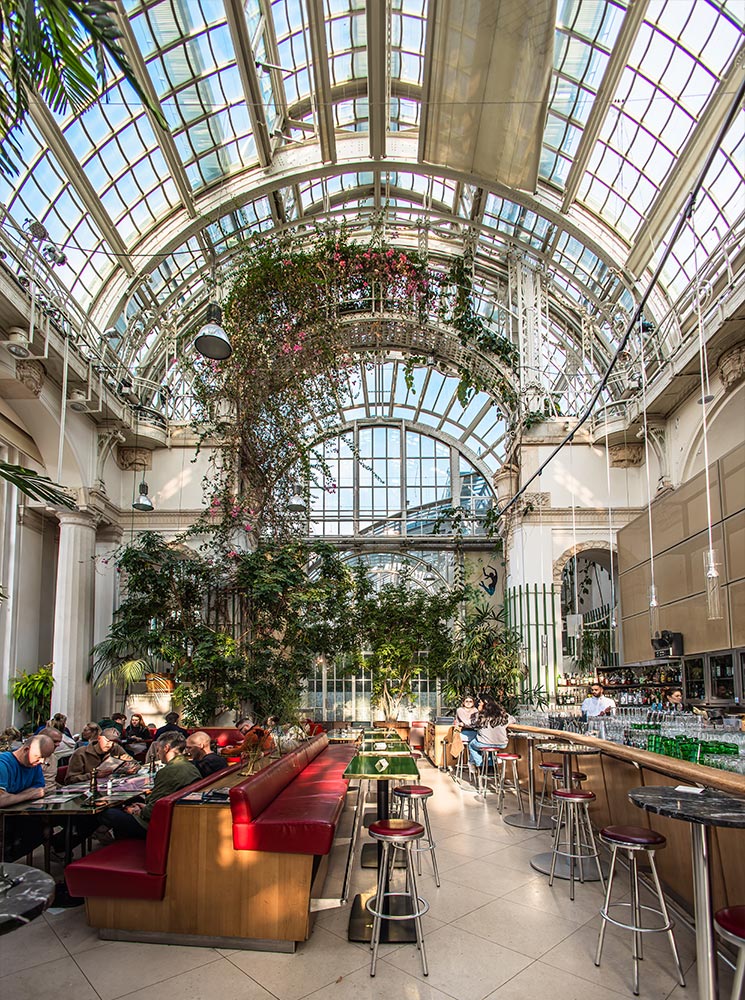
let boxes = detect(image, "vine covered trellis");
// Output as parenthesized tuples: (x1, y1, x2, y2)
(187, 226, 518, 548)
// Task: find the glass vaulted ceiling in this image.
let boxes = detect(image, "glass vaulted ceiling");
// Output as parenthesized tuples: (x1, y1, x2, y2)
(0, 0, 743, 417)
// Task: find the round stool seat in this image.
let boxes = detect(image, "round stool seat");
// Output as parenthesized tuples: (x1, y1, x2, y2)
(554, 788, 595, 801)
(552, 768, 587, 781)
(496, 753, 520, 760)
(369, 818, 424, 840)
(539, 761, 561, 770)
(478, 745, 504, 751)
(715, 906, 745, 941)
(394, 784, 433, 797)
(601, 825, 666, 848)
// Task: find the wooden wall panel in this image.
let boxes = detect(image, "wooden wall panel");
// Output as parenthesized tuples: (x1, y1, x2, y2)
(619, 562, 652, 618)
(719, 444, 745, 520)
(651, 466, 721, 554)
(600, 755, 646, 828)
(724, 509, 745, 583)
(654, 524, 724, 606)
(729, 580, 745, 647)
(637, 769, 694, 911)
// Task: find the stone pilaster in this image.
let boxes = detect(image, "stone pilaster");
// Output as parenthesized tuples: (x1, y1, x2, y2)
(51, 509, 97, 724)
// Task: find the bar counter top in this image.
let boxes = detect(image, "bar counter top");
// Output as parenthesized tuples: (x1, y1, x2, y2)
(505, 724, 745, 918)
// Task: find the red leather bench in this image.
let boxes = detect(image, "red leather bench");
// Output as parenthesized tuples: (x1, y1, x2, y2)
(230, 734, 355, 855)
(64, 763, 243, 900)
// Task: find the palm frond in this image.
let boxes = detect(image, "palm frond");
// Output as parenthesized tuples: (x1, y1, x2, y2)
(0, 461, 76, 508)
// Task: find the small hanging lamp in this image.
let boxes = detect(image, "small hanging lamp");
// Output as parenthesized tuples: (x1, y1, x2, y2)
(194, 302, 232, 360)
(132, 478, 154, 513)
(288, 486, 305, 513)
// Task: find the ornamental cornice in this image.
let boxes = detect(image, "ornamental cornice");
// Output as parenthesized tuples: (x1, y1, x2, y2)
(14, 359, 46, 397)
(717, 344, 745, 393)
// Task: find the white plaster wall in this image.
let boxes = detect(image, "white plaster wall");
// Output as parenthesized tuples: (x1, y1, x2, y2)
(113, 443, 212, 512)
(521, 441, 654, 509)
(673, 379, 745, 482)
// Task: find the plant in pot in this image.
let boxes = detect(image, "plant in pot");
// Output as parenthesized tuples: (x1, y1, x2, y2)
(442, 602, 526, 711)
(11, 663, 54, 730)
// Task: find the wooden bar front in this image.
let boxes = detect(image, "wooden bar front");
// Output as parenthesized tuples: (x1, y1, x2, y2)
(507, 726, 745, 916)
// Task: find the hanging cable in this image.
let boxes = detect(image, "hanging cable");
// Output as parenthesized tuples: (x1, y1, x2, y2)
(638, 316, 660, 637)
(602, 406, 617, 659)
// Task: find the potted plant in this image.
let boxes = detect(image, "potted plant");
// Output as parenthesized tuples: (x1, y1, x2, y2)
(442, 602, 525, 709)
(11, 663, 54, 729)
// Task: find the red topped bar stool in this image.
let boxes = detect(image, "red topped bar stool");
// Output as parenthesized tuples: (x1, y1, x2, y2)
(366, 818, 429, 977)
(393, 785, 440, 885)
(595, 825, 685, 996)
(496, 752, 523, 814)
(714, 907, 745, 1000)
(548, 788, 605, 901)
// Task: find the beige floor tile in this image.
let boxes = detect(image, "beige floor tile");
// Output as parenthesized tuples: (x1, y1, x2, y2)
(116, 957, 276, 1000)
(453, 896, 586, 958)
(484, 841, 553, 872)
(302, 956, 459, 1000)
(410, 871, 497, 923)
(382, 922, 531, 1000)
(440, 857, 538, 898)
(73, 939, 221, 1000)
(0, 955, 100, 1000)
(500, 872, 607, 922)
(0, 911, 67, 975)
(484, 959, 631, 1000)
(434, 832, 507, 860)
(226, 926, 369, 1000)
(540, 918, 689, 1000)
(45, 905, 109, 955)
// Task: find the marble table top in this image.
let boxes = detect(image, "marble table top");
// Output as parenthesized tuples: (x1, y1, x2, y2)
(629, 785, 745, 828)
(0, 864, 55, 934)
(536, 741, 600, 755)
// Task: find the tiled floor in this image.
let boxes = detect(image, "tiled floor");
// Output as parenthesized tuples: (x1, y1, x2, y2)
(2, 761, 736, 1000)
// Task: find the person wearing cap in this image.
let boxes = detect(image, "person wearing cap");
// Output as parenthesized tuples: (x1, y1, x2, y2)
(64, 727, 137, 784)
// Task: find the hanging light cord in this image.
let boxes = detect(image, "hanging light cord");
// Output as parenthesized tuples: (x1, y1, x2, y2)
(691, 220, 717, 565)
(498, 72, 745, 520)
(638, 315, 657, 604)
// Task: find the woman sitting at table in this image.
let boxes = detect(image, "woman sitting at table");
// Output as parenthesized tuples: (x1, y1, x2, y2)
(125, 713, 151, 740)
(467, 697, 515, 776)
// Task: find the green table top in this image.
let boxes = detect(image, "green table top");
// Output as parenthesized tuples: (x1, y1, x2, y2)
(359, 740, 411, 755)
(343, 754, 420, 780)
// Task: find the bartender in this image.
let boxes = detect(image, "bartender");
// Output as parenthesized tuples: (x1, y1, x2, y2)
(581, 682, 616, 717)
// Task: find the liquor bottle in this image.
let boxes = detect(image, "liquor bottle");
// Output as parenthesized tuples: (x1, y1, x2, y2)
(89, 766, 99, 799)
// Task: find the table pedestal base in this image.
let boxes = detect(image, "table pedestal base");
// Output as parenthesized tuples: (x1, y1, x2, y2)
(530, 851, 607, 881)
(361, 843, 406, 868)
(347, 891, 417, 943)
(503, 812, 553, 830)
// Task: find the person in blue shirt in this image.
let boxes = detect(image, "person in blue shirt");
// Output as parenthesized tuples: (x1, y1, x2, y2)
(0, 734, 54, 861)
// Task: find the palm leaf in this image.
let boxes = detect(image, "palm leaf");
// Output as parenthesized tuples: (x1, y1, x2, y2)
(0, 461, 76, 507)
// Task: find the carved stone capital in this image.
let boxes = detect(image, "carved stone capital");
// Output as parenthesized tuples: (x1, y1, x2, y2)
(116, 446, 152, 471)
(15, 359, 45, 396)
(492, 463, 519, 502)
(608, 443, 644, 468)
(717, 344, 745, 394)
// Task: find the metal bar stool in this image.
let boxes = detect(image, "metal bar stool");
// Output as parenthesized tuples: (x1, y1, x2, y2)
(496, 752, 523, 814)
(714, 906, 745, 1000)
(469, 745, 504, 796)
(595, 825, 685, 996)
(366, 818, 429, 977)
(537, 760, 562, 824)
(549, 788, 605, 901)
(393, 785, 440, 886)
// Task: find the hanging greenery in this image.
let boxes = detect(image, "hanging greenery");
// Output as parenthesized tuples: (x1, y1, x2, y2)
(187, 226, 518, 548)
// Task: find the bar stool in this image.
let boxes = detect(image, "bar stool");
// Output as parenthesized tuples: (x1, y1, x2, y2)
(471, 745, 505, 796)
(536, 760, 562, 824)
(551, 766, 587, 789)
(393, 785, 440, 886)
(595, 825, 685, 996)
(549, 788, 604, 901)
(715, 907, 745, 1000)
(366, 818, 429, 977)
(496, 753, 523, 814)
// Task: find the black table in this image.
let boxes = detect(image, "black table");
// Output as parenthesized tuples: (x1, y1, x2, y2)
(503, 731, 553, 830)
(630, 784, 745, 1000)
(0, 863, 55, 933)
(531, 741, 604, 880)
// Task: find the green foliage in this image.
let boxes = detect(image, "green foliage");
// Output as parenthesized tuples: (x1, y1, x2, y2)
(357, 574, 463, 720)
(442, 603, 525, 709)
(11, 663, 54, 727)
(0, 461, 75, 508)
(0, 0, 167, 179)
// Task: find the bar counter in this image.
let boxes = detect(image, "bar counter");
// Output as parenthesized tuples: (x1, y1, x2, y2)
(506, 725, 745, 917)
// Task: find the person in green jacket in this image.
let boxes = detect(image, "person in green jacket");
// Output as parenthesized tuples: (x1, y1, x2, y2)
(100, 732, 200, 840)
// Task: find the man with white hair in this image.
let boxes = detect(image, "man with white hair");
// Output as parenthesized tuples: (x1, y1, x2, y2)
(0, 734, 54, 860)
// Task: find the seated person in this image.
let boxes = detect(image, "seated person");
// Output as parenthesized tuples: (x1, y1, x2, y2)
(0, 726, 22, 752)
(445, 695, 479, 767)
(49, 716, 77, 753)
(226, 718, 274, 756)
(0, 735, 54, 860)
(101, 732, 201, 840)
(467, 697, 516, 774)
(36, 726, 64, 789)
(663, 687, 685, 711)
(154, 711, 189, 739)
(125, 713, 151, 740)
(267, 715, 308, 754)
(186, 731, 228, 777)
(75, 722, 101, 748)
(64, 728, 138, 784)
(97, 712, 127, 736)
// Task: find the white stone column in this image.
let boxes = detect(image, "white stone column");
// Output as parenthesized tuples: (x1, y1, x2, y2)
(92, 525, 123, 720)
(51, 509, 97, 725)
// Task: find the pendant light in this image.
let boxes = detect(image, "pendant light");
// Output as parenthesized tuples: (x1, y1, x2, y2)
(130, 413, 154, 513)
(288, 484, 305, 512)
(194, 265, 232, 360)
(638, 323, 660, 638)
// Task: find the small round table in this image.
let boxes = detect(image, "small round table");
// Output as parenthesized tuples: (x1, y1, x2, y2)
(530, 741, 604, 880)
(503, 731, 553, 830)
(629, 785, 745, 1000)
(0, 863, 55, 934)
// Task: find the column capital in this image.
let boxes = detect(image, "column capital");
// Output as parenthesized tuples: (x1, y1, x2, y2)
(56, 507, 98, 530)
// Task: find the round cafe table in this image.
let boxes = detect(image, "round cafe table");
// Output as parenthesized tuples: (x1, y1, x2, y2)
(629, 785, 745, 1000)
(0, 863, 55, 934)
(530, 741, 604, 880)
(503, 731, 553, 830)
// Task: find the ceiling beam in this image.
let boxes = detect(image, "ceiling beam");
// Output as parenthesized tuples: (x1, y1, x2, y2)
(305, 0, 337, 163)
(626, 38, 745, 279)
(367, 0, 388, 160)
(113, 2, 196, 218)
(223, 0, 273, 167)
(560, 0, 649, 214)
(26, 98, 135, 277)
